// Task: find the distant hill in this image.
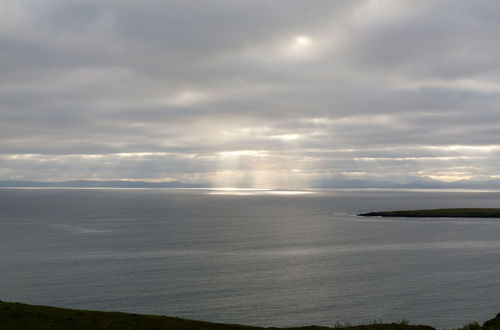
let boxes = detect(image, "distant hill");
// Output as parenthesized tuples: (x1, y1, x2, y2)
(312, 178, 500, 189)
(312, 178, 448, 189)
(448, 178, 500, 189)
(0, 180, 209, 188)
(2, 178, 500, 189)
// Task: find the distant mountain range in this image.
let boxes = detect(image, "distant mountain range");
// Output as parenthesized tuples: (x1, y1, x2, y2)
(0, 180, 208, 188)
(2, 178, 500, 189)
(312, 177, 500, 189)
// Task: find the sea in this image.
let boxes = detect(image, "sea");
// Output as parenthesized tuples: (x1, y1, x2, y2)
(1, 188, 499, 329)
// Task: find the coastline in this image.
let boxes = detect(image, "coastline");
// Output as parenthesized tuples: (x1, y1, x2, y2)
(358, 208, 500, 218)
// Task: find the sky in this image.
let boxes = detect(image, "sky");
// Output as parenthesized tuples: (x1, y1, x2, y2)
(1, 0, 500, 188)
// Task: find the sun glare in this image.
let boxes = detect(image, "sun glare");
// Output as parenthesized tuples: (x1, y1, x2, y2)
(218, 150, 266, 158)
(270, 134, 302, 141)
(284, 34, 314, 59)
(206, 188, 316, 196)
(294, 35, 311, 47)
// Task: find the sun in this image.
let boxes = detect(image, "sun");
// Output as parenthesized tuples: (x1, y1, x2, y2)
(284, 35, 314, 59)
(294, 35, 312, 47)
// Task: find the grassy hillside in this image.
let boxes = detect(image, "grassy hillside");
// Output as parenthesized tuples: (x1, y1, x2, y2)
(1, 300, 499, 330)
(0, 300, 437, 330)
(358, 208, 500, 218)
(483, 313, 500, 330)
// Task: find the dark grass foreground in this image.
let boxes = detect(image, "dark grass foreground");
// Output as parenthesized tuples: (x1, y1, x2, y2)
(0, 300, 441, 330)
(358, 208, 500, 218)
(1, 301, 500, 330)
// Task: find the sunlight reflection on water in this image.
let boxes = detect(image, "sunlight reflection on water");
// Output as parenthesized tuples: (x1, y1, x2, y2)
(206, 188, 316, 196)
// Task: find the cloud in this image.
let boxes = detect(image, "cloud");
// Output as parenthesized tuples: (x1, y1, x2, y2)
(1, 0, 500, 186)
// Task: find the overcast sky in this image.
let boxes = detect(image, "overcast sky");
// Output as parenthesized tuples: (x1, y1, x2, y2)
(2, 0, 500, 187)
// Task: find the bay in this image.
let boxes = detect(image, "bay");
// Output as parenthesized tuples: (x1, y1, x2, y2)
(1, 188, 499, 329)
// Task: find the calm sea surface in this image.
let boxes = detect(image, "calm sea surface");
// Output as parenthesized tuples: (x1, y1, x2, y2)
(1, 188, 499, 329)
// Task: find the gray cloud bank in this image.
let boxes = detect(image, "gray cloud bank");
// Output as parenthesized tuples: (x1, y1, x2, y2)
(2, 0, 500, 187)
